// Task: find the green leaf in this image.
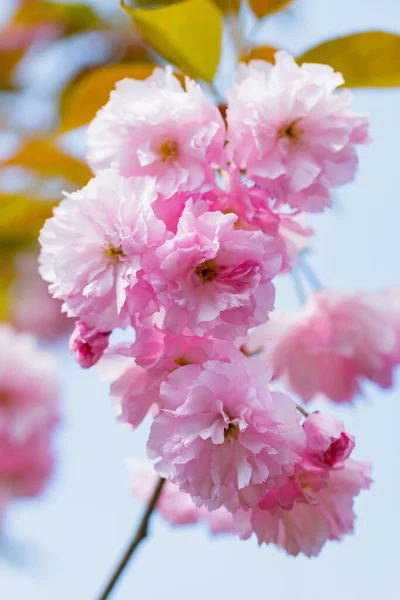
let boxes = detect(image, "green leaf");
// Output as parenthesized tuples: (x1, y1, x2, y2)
(298, 31, 400, 87)
(13, 1, 103, 36)
(122, 0, 223, 82)
(241, 44, 278, 63)
(249, 0, 293, 19)
(0, 193, 57, 242)
(0, 24, 40, 90)
(0, 193, 57, 320)
(4, 139, 91, 186)
(59, 63, 158, 131)
(136, 0, 240, 11)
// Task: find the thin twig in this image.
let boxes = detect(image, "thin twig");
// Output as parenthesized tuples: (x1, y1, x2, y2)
(97, 477, 166, 600)
(296, 404, 309, 418)
(291, 268, 307, 306)
(299, 259, 324, 292)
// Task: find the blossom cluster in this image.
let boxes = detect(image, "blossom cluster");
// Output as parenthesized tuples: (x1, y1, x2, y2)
(0, 325, 59, 523)
(39, 51, 381, 556)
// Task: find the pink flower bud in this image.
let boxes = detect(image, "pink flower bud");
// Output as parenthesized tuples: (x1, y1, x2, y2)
(304, 412, 355, 468)
(69, 321, 110, 369)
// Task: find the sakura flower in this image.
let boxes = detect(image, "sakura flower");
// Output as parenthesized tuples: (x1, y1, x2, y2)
(0, 430, 55, 498)
(104, 327, 243, 429)
(226, 51, 369, 211)
(0, 325, 59, 442)
(0, 325, 59, 516)
(148, 358, 305, 511)
(150, 200, 282, 340)
(246, 289, 400, 403)
(87, 67, 226, 197)
(10, 249, 71, 341)
(128, 459, 233, 534)
(234, 459, 371, 557)
(210, 173, 313, 272)
(69, 321, 111, 368)
(303, 412, 355, 468)
(39, 171, 166, 331)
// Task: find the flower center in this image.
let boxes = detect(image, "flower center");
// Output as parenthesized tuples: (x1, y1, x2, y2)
(196, 259, 218, 283)
(158, 139, 179, 162)
(0, 392, 11, 407)
(224, 422, 239, 440)
(104, 243, 124, 262)
(279, 118, 303, 142)
(174, 356, 191, 367)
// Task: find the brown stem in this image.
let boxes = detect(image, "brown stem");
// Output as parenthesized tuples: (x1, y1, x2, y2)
(296, 404, 310, 418)
(97, 477, 166, 600)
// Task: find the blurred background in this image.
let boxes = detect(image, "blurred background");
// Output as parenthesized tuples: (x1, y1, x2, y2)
(1, 0, 400, 598)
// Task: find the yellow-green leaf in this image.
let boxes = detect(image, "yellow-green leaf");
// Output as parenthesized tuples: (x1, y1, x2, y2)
(249, 0, 293, 19)
(136, 0, 240, 11)
(60, 63, 157, 131)
(0, 258, 14, 321)
(0, 193, 57, 320)
(241, 44, 278, 63)
(214, 0, 240, 11)
(4, 139, 91, 186)
(13, 1, 103, 36)
(0, 193, 56, 242)
(298, 31, 400, 87)
(0, 24, 38, 90)
(122, 0, 222, 82)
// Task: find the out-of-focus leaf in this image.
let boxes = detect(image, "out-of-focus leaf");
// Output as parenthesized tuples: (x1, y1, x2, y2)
(13, 0, 103, 36)
(249, 0, 292, 18)
(298, 31, 400, 87)
(241, 44, 278, 63)
(59, 63, 157, 131)
(122, 0, 223, 82)
(0, 259, 14, 321)
(4, 140, 91, 186)
(137, 0, 240, 11)
(0, 23, 57, 90)
(0, 192, 56, 320)
(0, 193, 56, 241)
(214, 0, 240, 11)
(0, 27, 29, 90)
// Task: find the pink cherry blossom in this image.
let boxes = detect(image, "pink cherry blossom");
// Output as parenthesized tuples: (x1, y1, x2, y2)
(226, 51, 369, 211)
(10, 249, 72, 341)
(246, 289, 400, 403)
(104, 328, 243, 429)
(304, 412, 355, 468)
(0, 430, 55, 498)
(0, 325, 59, 516)
(87, 67, 226, 197)
(39, 171, 166, 331)
(149, 200, 282, 339)
(69, 321, 111, 368)
(128, 459, 233, 534)
(0, 325, 59, 442)
(209, 173, 313, 272)
(147, 357, 305, 511)
(233, 459, 371, 557)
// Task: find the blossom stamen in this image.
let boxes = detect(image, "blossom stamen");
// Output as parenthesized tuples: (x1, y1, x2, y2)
(158, 139, 179, 162)
(104, 243, 124, 262)
(279, 118, 303, 142)
(174, 356, 191, 367)
(0, 392, 11, 407)
(195, 259, 218, 283)
(224, 422, 239, 440)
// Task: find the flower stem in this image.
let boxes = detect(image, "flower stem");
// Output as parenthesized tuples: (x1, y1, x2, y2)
(296, 404, 309, 418)
(96, 477, 166, 600)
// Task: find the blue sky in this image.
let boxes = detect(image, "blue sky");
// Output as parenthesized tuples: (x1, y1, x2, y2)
(1, 1, 400, 599)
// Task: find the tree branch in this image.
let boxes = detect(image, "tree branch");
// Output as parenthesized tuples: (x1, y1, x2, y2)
(97, 476, 166, 600)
